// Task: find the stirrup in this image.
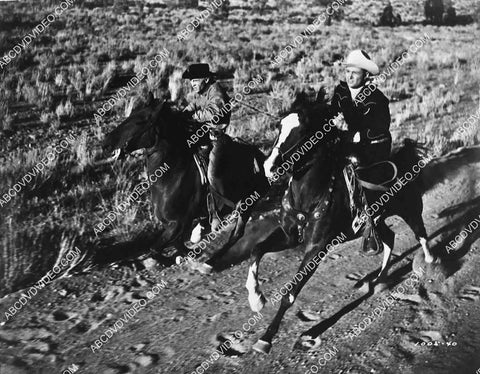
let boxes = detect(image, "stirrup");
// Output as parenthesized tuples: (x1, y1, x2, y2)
(361, 226, 383, 256)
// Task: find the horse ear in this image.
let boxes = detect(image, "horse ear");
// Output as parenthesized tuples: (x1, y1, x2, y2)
(146, 92, 155, 107)
(316, 86, 327, 104)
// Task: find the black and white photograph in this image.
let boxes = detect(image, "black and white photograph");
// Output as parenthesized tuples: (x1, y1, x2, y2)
(0, 0, 479, 373)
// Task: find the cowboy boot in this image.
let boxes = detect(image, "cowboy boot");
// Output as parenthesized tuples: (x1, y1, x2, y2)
(361, 213, 383, 256)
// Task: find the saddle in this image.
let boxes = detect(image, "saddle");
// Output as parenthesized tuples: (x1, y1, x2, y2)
(356, 161, 398, 192)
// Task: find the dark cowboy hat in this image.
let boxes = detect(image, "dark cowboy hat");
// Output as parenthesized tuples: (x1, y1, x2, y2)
(182, 63, 214, 79)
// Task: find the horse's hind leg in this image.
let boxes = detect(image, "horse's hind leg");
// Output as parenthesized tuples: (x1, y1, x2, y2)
(373, 220, 395, 284)
(246, 227, 296, 313)
(398, 197, 435, 263)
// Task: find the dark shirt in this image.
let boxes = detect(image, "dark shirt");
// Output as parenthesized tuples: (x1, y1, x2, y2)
(330, 81, 391, 144)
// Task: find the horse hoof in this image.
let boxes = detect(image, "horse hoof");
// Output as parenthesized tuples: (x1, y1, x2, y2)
(371, 281, 389, 294)
(175, 256, 186, 265)
(196, 263, 213, 274)
(248, 292, 266, 313)
(295, 335, 321, 351)
(355, 282, 370, 294)
(252, 340, 271, 354)
(424, 254, 435, 264)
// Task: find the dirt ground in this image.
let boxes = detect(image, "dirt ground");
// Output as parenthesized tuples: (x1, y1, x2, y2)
(0, 147, 479, 374)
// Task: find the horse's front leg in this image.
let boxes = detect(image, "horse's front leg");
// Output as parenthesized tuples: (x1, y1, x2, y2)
(246, 227, 296, 313)
(253, 241, 326, 354)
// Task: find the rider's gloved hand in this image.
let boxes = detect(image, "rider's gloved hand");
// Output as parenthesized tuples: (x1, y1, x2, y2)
(352, 132, 361, 143)
(332, 113, 348, 131)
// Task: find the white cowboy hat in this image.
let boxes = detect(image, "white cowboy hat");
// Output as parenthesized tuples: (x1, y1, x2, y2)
(344, 49, 379, 75)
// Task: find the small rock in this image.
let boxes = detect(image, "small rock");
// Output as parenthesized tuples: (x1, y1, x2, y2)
(25, 341, 51, 353)
(142, 258, 158, 270)
(134, 353, 159, 367)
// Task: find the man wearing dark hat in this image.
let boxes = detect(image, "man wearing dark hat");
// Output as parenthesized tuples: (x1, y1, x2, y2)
(330, 49, 392, 256)
(182, 63, 231, 239)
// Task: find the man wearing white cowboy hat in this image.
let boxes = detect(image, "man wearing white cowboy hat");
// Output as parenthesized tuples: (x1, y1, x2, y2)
(331, 49, 391, 164)
(182, 63, 231, 240)
(330, 49, 392, 255)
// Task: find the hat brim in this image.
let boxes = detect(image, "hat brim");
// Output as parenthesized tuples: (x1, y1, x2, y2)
(182, 71, 214, 79)
(345, 61, 380, 75)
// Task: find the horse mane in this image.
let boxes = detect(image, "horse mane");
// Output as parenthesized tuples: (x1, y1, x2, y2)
(277, 88, 341, 177)
(153, 100, 191, 149)
(289, 87, 331, 131)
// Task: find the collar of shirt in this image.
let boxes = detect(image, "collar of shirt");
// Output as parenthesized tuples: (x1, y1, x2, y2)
(348, 86, 363, 100)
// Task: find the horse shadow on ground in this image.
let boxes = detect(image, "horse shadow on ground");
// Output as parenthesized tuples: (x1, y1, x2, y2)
(295, 197, 480, 344)
(77, 215, 279, 273)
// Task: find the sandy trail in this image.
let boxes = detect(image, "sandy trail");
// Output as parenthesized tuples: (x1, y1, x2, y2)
(0, 147, 479, 374)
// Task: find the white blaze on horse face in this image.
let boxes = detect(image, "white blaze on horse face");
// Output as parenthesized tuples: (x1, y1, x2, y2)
(263, 113, 300, 178)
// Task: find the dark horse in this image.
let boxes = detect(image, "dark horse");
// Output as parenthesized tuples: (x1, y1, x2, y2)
(103, 94, 269, 271)
(246, 93, 436, 354)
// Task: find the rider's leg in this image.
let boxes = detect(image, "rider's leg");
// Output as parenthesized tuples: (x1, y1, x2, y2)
(207, 132, 230, 231)
(358, 141, 391, 255)
(190, 144, 210, 242)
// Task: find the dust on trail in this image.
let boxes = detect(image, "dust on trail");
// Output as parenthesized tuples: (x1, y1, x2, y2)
(0, 148, 479, 374)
